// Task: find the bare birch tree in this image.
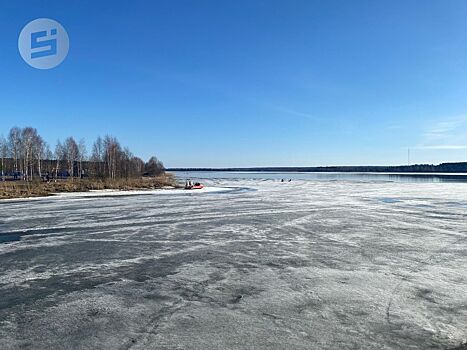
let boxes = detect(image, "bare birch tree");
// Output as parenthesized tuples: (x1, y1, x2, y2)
(64, 137, 79, 179)
(78, 138, 87, 178)
(1, 127, 166, 181)
(8, 127, 21, 173)
(0, 135, 8, 181)
(21, 127, 38, 180)
(91, 136, 104, 178)
(33, 134, 46, 178)
(55, 140, 64, 179)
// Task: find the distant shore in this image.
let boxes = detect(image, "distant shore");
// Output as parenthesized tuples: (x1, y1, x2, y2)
(168, 161, 467, 173)
(0, 174, 178, 200)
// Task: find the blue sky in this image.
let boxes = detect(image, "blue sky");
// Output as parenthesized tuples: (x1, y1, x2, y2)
(1, 0, 467, 167)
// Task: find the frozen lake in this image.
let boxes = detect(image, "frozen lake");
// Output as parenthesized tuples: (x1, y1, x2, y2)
(172, 170, 467, 183)
(0, 177, 466, 349)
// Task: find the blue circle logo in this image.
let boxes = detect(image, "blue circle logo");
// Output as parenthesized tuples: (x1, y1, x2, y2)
(18, 18, 69, 70)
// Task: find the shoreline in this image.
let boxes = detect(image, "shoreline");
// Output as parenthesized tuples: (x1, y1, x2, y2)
(0, 174, 179, 200)
(0, 186, 230, 202)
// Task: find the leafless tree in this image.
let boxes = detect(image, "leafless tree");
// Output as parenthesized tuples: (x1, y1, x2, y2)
(78, 138, 87, 178)
(64, 137, 79, 179)
(131, 157, 145, 177)
(33, 134, 46, 178)
(145, 156, 165, 176)
(103, 135, 121, 179)
(0, 135, 8, 181)
(91, 136, 104, 177)
(1, 127, 165, 181)
(44, 144, 53, 173)
(8, 127, 21, 173)
(21, 127, 38, 181)
(55, 140, 65, 179)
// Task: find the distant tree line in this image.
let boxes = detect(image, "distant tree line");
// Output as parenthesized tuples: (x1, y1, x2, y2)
(169, 163, 467, 173)
(0, 127, 164, 181)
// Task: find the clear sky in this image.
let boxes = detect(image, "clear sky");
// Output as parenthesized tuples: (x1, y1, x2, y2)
(1, 0, 467, 167)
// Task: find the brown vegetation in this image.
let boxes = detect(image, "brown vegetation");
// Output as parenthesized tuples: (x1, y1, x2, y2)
(0, 174, 179, 200)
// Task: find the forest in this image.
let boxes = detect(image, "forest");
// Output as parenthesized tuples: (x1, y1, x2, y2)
(169, 163, 467, 173)
(0, 127, 165, 181)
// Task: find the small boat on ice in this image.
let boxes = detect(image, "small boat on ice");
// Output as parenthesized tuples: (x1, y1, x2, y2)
(184, 181, 204, 190)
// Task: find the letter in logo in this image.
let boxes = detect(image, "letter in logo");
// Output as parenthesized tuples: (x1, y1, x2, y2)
(30, 29, 57, 59)
(18, 19, 69, 70)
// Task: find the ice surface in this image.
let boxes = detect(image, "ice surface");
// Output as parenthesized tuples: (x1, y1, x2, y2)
(0, 179, 466, 349)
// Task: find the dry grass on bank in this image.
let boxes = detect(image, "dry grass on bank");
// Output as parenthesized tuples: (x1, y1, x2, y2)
(0, 173, 179, 200)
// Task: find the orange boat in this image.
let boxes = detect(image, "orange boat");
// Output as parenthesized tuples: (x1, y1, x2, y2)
(185, 181, 204, 190)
